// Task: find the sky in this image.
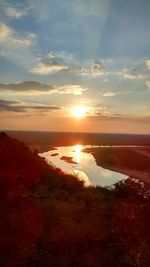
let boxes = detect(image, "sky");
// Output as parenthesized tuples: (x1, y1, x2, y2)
(0, 0, 150, 133)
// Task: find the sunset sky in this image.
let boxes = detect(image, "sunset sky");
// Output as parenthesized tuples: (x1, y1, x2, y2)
(0, 0, 150, 133)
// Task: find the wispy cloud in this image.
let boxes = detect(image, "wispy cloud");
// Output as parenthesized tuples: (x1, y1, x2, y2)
(123, 68, 145, 80)
(92, 112, 150, 124)
(0, 0, 31, 19)
(0, 22, 36, 68)
(4, 5, 29, 18)
(54, 85, 88, 95)
(0, 22, 34, 47)
(146, 81, 150, 91)
(0, 99, 21, 112)
(146, 60, 150, 70)
(75, 62, 104, 77)
(5, 6, 26, 18)
(30, 61, 69, 75)
(0, 81, 87, 96)
(102, 91, 115, 97)
(42, 51, 75, 65)
(0, 98, 61, 113)
(89, 106, 150, 122)
(0, 81, 54, 92)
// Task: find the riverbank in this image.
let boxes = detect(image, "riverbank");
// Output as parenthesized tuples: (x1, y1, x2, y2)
(83, 146, 150, 184)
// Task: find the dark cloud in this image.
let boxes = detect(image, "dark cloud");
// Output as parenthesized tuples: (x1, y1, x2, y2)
(0, 99, 18, 105)
(0, 99, 23, 112)
(0, 81, 54, 92)
(94, 111, 128, 119)
(92, 111, 150, 123)
(94, 111, 104, 116)
(0, 99, 61, 113)
(91, 62, 103, 73)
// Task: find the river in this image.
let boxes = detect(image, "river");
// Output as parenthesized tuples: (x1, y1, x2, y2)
(40, 145, 127, 187)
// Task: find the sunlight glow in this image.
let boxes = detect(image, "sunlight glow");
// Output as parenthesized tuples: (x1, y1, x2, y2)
(72, 106, 87, 119)
(73, 144, 83, 163)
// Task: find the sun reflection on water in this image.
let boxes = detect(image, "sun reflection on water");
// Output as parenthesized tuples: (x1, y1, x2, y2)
(73, 144, 83, 164)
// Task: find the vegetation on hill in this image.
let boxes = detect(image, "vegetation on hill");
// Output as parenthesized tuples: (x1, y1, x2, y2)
(0, 132, 149, 267)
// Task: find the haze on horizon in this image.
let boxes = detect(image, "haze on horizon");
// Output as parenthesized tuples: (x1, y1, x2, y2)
(0, 0, 150, 134)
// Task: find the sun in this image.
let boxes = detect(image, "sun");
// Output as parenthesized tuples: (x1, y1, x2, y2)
(73, 106, 87, 119)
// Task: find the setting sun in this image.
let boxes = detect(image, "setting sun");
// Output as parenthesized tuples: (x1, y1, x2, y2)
(73, 106, 87, 119)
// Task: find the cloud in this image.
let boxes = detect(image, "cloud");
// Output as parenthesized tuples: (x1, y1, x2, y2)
(0, 2, 48, 69)
(102, 91, 115, 97)
(91, 109, 130, 119)
(0, 1, 31, 18)
(0, 99, 22, 112)
(37, 53, 107, 78)
(32, 54, 147, 82)
(91, 62, 104, 76)
(54, 85, 88, 95)
(91, 62, 103, 73)
(146, 60, 150, 70)
(42, 51, 75, 65)
(30, 61, 69, 75)
(146, 81, 150, 90)
(0, 81, 54, 92)
(74, 67, 89, 75)
(91, 106, 109, 117)
(0, 22, 34, 47)
(93, 112, 150, 123)
(3, 5, 29, 18)
(0, 22, 11, 39)
(31, 51, 77, 75)
(23, 105, 61, 111)
(76, 62, 104, 77)
(0, 98, 61, 113)
(0, 22, 36, 68)
(0, 81, 87, 96)
(123, 68, 145, 80)
(5, 6, 25, 18)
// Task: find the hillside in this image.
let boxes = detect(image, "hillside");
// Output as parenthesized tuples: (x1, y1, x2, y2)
(0, 132, 150, 267)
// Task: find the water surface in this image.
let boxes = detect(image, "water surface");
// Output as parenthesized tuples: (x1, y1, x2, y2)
(40, 145, 127, 187)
